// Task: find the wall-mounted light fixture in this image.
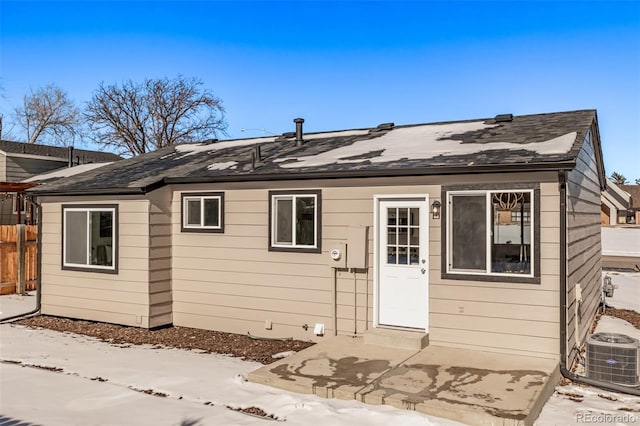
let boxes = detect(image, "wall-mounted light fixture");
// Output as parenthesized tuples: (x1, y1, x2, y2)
(431, 200, 441, 220)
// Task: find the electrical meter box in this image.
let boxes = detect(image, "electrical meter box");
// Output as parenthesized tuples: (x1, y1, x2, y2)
(328, 242, 347, 268)
(347, 226, 368, 269)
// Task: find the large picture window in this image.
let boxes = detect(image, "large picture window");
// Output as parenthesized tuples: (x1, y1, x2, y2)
(446, 189, 536, 280)
(181, 192, 224, 233)
(269, 190, 321, 252)
(62, 205, 117, 273)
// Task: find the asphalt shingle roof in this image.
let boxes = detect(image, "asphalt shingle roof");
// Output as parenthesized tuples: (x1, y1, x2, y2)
(29, 109, 598, 195)
(0, 140, 122, 163)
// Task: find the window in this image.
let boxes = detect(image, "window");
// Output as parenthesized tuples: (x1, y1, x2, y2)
(181, 192, 224, 233)
(62, 205, 117, 273)
(269, 190, 321, 252)
(445, 189, 536, 279)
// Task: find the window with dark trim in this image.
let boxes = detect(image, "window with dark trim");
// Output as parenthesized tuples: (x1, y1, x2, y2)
(269, 190, 321, 253)
(181, 192, 224, 233)
(62, 205, 118, 274)
(442, 185, 540, 284)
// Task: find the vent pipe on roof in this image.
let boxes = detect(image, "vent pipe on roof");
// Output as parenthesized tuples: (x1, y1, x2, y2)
(68, 146, 74, 168)
(294, 118, 304, 146)
(494, 114, 513, 123)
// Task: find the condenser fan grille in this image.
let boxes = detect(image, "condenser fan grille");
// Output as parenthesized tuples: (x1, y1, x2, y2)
(586, 333, 639, 387)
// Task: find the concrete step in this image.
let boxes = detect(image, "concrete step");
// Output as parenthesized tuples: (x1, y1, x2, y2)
(363, 328, 429, 351)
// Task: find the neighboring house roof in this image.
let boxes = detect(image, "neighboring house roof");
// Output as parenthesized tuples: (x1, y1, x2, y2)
(0, 140, 122, 163)
(23, 162, 114, 183)
(603, 179, 631, 210)
(28, 109, 602, 196)
(621, 185, 640, 209)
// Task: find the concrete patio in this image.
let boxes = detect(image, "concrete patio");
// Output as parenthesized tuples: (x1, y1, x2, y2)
(249, 335, 559, 426)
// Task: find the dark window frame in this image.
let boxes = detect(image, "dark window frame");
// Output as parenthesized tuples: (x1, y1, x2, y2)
(441, 184, 541, 284)
(268, 189, 322, 254)
(180, 192, 225, 233)
(61, 204, 119, 274)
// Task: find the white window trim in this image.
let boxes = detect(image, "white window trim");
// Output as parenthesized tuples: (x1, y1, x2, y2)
(182, 195, 223, 230)
(63, 207, 116, 271)
(446, 189, 535, 278)
(271, 193, 318, 249)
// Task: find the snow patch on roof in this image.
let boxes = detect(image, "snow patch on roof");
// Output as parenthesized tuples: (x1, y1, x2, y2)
(275, 121, 577, 168)
(23, 162, 112, 182)
(207, 161, 238, 171)
(173, 137, 277, 158)
(304, 129, 370, 139)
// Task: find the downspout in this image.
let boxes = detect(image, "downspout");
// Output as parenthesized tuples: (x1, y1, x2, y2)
(557, 170, 640, 396)
(1, 196, 42, 323)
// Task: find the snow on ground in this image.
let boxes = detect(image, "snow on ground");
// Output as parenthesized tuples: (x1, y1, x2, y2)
(602, 227, 640, 257)
(605, 271, 640, 311)
(2, 273, 638, 425)
(0, 291, 36, 320)
(536, 272, 640, 425)
(0, 324, 461, 426)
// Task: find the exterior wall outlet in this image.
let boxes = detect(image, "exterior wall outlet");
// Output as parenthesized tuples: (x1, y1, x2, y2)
(314, 323, 325, 336)
(265, 320, 272, 330)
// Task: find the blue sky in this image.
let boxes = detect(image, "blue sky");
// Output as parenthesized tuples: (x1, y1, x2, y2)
(1, 0, 639, 179)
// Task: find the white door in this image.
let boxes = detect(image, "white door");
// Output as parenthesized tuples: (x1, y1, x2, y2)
(378, 198, 429, 330)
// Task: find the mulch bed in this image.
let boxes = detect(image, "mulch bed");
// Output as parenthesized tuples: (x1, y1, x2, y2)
(16, 316, 315, 364)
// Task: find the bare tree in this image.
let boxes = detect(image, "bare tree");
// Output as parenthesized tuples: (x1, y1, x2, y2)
(610, 172, 628, 185)
(85, 76, 226, 156)
(14, 84, 81, 145)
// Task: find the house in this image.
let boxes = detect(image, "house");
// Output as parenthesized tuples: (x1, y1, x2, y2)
(29, 109, 605, 370)
(0, 140, 121, 224)
(601, 179, 631, 225)
(620, 184, 640, 225)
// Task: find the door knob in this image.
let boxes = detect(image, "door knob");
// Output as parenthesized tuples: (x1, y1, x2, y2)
(420, 268, 426, 274)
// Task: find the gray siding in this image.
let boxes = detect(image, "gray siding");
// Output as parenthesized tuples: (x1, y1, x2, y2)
(39, 196, 153, 327)
(148, 186, 173, 328)
(171, 172, 561, 359)
(566, 129, 602, 365)
(5, 156, 67, 181)
(0, 154, 6, 181)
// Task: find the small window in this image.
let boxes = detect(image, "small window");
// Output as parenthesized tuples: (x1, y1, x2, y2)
(62, 205, 118, 273)
(181, 192, 224, 233)
(269, 190, 321, 252)
(446, 189, 535, 278)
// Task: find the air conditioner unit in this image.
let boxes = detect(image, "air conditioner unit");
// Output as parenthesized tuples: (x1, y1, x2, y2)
(586, 333, 639, 387)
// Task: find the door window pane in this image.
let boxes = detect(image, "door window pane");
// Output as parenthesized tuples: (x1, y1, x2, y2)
(410, 208, 419, 226)
(387, 246, 397, 264)
(409, 228, 419, 245)
(409, 247, 419, 265)
(398, 208, 408, 226)
(451, 195, 486, 271)
(387, 208, 396, 226)
(398, 246, 408, 264)
(398, 227, 408, 245)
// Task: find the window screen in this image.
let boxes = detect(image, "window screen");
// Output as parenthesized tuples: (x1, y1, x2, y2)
(450, 194, 486, 271)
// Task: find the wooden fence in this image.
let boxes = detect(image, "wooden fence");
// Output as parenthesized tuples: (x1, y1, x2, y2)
(0, 225, 38, 295)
